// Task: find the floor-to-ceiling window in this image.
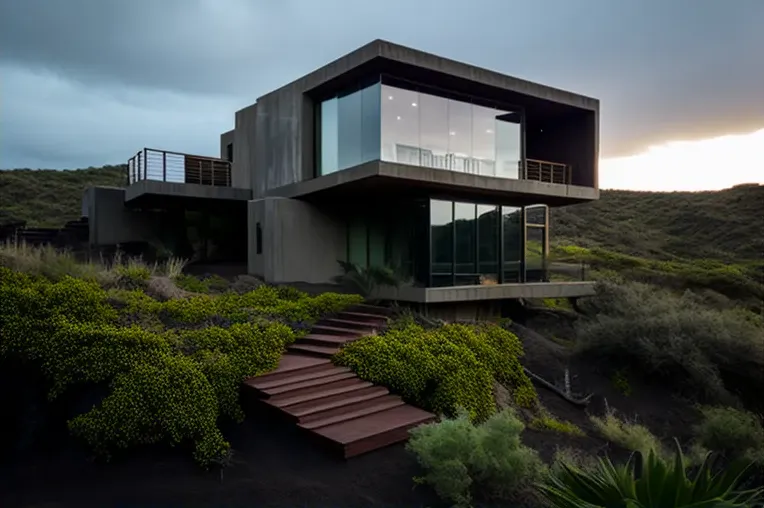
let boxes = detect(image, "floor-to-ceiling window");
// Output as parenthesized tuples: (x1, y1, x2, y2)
(524, 204, 549, 282)
(319, 82, 381, 175)
(502, 206, 523, 282)
(380, 83, 522, 178)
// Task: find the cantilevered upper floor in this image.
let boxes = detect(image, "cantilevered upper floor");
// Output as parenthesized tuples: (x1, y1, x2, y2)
(225, 39, 599, 205)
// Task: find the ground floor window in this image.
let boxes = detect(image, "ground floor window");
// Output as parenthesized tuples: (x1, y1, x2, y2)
(345, 199, 548, 288)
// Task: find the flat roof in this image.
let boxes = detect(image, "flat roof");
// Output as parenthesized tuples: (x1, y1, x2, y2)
(251, 39, 598, 113)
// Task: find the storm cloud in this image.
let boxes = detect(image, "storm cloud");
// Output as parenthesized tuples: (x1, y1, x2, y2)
(1, 0, 763, 170)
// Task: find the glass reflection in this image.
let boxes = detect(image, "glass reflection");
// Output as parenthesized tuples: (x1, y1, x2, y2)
(525, 226, 547, 282)
(477, 205, 499, 284)
(454, 202, 476, 284)
(502, 206, 522, 282)
(380, 84, 523, 179)
(430, 200, 453, 287)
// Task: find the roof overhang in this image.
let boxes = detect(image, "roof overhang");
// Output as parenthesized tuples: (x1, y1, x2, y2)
(124, 180, 252, 211)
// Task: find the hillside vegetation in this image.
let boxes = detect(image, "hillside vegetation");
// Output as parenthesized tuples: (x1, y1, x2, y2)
(2, 165, 760, 262)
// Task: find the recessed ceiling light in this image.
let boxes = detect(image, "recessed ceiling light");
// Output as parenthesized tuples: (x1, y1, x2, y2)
(411, 102, 417, 107)
(388, 96, 394, 100)
(397, 116, 402, 120)
(486, 129, 493, 134)
(449, 131, 456, 136)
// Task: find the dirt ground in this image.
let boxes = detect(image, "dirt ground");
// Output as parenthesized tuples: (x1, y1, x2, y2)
(0, 404, 440, 508)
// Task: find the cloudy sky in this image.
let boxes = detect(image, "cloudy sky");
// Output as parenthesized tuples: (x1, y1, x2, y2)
(1, 0, 763, 190)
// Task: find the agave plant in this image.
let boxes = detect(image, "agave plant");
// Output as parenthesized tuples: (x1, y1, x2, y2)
(539, 439, 764, 508)
(332, 260, 403, 300)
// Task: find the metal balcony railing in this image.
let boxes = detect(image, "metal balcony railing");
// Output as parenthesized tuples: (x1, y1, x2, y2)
(521, 159, 571, 185)
(127, 148, 231, 187)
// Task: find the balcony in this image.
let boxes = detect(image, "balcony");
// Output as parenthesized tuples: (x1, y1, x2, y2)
(520, 159, 571, 185)
(127, 148, 232, 187)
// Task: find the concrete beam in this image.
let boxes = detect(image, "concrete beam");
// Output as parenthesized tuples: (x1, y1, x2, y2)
(373, 281, 596, 303)
(124, 180, 253, 203)
(266, 161, 599, 205)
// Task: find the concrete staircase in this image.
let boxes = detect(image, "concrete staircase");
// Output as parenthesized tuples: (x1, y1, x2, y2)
(242, 304, 435, 458)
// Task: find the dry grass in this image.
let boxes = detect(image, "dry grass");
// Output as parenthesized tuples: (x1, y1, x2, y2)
(590, 408, 666, 460)
(0, 240, 188, 285)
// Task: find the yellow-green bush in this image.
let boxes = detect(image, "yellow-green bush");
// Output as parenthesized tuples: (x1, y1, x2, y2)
(530, 414, 585, 436)
(335, 322, 537, 420)
(0, 266, 359, 466)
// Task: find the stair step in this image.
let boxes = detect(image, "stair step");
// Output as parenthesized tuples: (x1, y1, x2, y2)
(312, 405, 436, 458)
(249, 365, 352, 392)
(288, 343, 340, 358)
(266, 379, 374, 408)
(311, 325, 365, 336)
(243, 354, 332, 386)
(299, 395, 406, 430)
(320, 318, 380, 329)
(284, 386, 389, 419)
(301, 334, 359, 348)
(261, 372, 358, 397)
(338, 311, 390, 322)
(347, 303, 394, 316)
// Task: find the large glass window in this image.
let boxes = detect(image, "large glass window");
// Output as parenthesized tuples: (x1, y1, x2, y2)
(502, 206, 523, 282)
(430, 200, 453, 287)
(454, 202, 477, 285)
(319, 82, 381, 175)
(381, 84, 523, 179)
(477, 205, 499, 284)
(524, 204, 549, 282)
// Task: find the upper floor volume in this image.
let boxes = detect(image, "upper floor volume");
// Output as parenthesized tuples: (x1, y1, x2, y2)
(216, 39, 599, 205)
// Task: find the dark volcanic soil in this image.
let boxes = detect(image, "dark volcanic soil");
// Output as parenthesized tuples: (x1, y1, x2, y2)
(0, 405, 439, 508)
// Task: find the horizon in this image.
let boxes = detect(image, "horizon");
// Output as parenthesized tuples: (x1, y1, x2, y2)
(1, 0, 762, 192)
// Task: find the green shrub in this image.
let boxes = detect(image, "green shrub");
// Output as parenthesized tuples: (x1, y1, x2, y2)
(407, 408, 545, 508)
(174, 274, 229, 294)
(540, 440, 764, 508)
(694, 406, 764, 465)
(590, 410, 666, 459)
(576, 280, 764, 406)
(530, 414, 585, 436)
(0, 266, 357, 466)
(335, 322, 537, 420)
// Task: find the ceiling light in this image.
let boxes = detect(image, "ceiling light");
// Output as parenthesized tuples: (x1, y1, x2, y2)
(411, 102, 417, 107)
(397, 116, 402, 120)
(449, 131, 456, 136)
(388, 96, 394, 100)
(486, 129, 493, 134)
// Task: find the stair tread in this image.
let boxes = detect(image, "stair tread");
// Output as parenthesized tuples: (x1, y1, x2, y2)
(288, 343, 341, 356)
(339, 311, 389, 320)
(322, 318, 379, 327)
(262, 372, 357, 396)
(302, 334, 357, 344)
(312, 324, 369, 335)
(266, 379, 374, 408)
(248, 366, 351, 391)
(299, 396, 405, 430)
(311, 405, 435, 445)
(285, 387, 390, 417)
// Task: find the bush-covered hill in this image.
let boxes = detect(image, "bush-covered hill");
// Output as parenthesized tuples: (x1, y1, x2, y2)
(1, 165, 761, 263)
(0, 165, 125, 227)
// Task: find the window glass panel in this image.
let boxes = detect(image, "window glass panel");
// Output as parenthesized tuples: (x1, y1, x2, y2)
(419, 92, 450, 171)
(337, 90, 363, 170)
(472, 105, 496, 177)
(381, 85, 420, 165)
(525, 204, 547, 226)
(454, 202, 476, 285)
(320, 97, 339, 175)
(348, 218, 367, 267)
(502, 206, 522, 282)
(368, 222, 386, 267)
(430, 199, 453, 287)
(495, 110, 522, 179)
(361, 83, 381, 163)
(448, 100, 473, 173)
(477, 205, 499, 284)
(525, 226, 547, 282)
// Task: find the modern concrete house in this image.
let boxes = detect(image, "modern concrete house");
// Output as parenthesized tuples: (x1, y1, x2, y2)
(84, 39, 599, 316)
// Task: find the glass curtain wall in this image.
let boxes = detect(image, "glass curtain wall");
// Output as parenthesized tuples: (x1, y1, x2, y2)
(319, 82, 381, 175)
(381, 84, 522, 178)
(428, 200, 548, 287)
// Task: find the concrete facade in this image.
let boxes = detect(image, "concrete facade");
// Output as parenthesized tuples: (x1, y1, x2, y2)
(84, 187, 160, 246)
(88, 39, 601, 305)
(248, 197, 346, 284)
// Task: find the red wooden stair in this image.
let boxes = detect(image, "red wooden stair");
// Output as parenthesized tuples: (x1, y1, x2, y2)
(242, 304, 435, 458)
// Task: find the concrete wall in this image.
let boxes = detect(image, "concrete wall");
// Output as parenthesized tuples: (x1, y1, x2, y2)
(84, 186, 159, 246)
(220, 129, 234, 161)
(247, 197, 346, 284)
(233, 104, 257, 190)
(252, 88, 314, 198)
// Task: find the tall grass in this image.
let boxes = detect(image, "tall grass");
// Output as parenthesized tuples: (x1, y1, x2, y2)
(0, 240, 187, 284)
